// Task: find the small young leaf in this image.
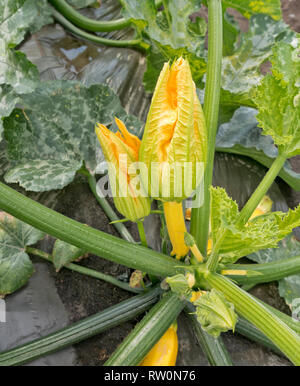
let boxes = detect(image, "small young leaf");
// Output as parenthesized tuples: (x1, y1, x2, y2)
(0, 212, 45, 296)
(52, 239, 86, 271)
(210, 187, 300, 264)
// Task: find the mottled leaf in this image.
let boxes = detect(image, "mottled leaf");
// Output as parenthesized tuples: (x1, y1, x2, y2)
(52, 239, 85, 271)
(222, 0, 282, 20)
(248, 234, 300, 313)
(3, 80, 143, 191)
(0, 0, 52, 47)
(0, 212, 45, 296)
(221, 14, 297, 108)
(223, 11, 240, 56)
(253, 40, 300, 156)
(216, 107, 300, 191)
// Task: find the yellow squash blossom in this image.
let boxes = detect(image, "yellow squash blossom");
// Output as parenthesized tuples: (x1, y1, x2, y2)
(140, 323, 178, 366)
(139, 57, 207, 202)
(139, 58, 207, 259)
(95, 118, 151, 222)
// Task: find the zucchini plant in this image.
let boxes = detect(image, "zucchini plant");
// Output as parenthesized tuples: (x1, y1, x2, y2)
(0, 0, 300, 367)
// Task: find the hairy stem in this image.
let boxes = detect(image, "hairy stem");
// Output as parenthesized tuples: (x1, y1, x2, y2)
(190, 0, 223, 256)
(238, 153, 287, 224)
(51, 8, 148, 53)
(0, 182, 186, 278)
(81, 167, 135, 243)
(49, 0, 131, 32)
(137, 221, 147, 247)
(26, 247, 142, 294)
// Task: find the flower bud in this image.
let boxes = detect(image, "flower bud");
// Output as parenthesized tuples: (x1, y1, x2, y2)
(195, 289, 237, 338)
(95, 118, 151, 222)
(139, 57, 207, 202)
(166, 274, 192, 297)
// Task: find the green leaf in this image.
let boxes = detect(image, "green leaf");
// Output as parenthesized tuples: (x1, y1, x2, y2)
(210, 187, 300, 263)
(221, 14, 297, 108)
(253, 40, 300, 156)
(0, 0, 52, 47)
(216, 106, 300, 191)
(222, 0, 282, 20)
(120, 0, 207, 92)
(52, 239, 85, 271)
(0, 48, 40, 94)
(0, 212, 45, 296)
(3, 80, 143, 191)
(248, 234, 300, 314)
(195, 288, 237, 338)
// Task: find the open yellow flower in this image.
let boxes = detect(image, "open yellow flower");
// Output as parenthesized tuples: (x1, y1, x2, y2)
(95, 118, 151, 222)
(139, 57, 206, 202)
(139, 58, 207, 259)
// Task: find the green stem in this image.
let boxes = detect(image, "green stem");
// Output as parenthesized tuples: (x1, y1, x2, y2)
(26, 247, 142, 294)
(204, 272, 300, 365)
(238, 153, 287, 224)
(225, 256, 300, 288)
(105, 291, 185, 365)
(206, 153, 287, 272)
(190, 0, 223, 256)
(0, 286, 162, 366)
(0, 182, 185, 278)
(51, 8, 148, 53)
(81, 167, 135, 243)
(137, 221, 147, 247)
(185, 304, 233, 366)
(49, 0, 131, 32)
